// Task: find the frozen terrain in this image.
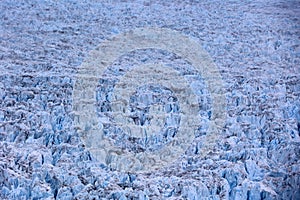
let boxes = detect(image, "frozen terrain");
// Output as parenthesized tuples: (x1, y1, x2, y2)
(0, 0, 299, 199)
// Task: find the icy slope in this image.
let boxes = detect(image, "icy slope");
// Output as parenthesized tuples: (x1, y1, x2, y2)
(0, 0, 299, 199)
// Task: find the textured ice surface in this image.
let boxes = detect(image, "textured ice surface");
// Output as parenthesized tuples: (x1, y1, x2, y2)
(0, 0, 300, 199)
